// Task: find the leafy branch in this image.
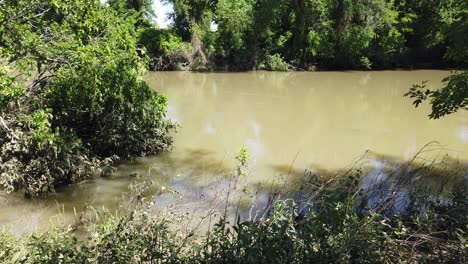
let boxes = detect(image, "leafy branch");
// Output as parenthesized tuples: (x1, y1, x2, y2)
(405, 71, 468, 119)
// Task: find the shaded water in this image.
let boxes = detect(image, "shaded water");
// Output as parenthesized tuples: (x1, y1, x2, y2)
(1, 71, 467, 234)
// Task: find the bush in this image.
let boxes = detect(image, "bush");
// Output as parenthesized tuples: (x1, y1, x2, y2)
(0, 198, 465, 263)
(138, 28, 183, 57)
(262, 54, 289, 72)
(0, 1, 175, 195)
(0, 171, 466, 263)
(0, 106, 112, 195)
(137, 28, 195, 70)
(47, 43, 175, 158)
(359, 56, 372, 70)
(169, 42, 194, 70)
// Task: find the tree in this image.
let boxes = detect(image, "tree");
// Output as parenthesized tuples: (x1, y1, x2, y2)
(135, 0, 465, 71)
(405, 0, 467, 119)
(0, 0, 175, 195)
(108, 0, 156, 27)
(164, 0, 218, 66)
(215, 0, 254, 69)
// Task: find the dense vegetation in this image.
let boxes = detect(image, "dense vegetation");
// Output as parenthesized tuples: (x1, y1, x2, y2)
(0, 163, 466, 263)
(0, 0, 175, 196)
(136, 0, 467, 71)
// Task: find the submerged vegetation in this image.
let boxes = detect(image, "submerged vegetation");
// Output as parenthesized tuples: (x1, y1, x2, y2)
(0, 0, 175, 196)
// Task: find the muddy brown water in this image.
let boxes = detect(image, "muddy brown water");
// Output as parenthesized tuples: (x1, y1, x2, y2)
(1, 71, 467, 235)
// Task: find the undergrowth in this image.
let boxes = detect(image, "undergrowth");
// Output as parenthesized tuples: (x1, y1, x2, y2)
(1, 160, 466, 263)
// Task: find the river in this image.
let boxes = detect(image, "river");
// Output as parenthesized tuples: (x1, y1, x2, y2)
(1, 70, 467, 235)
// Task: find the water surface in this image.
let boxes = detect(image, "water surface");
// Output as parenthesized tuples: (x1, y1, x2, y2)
(150, 71, 467, 177)
(1, 71, 467, 234)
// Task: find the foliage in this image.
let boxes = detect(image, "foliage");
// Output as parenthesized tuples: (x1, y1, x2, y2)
(235, 147, 249, 178)
(405, 71, 468, 119)
(0, 0, 175, 195)
(0, 211, 179, 263)
(214, 0, 255, 69)
(108, 0, 156, 27)
(261, 54, 289, 72)
(444, 5, 468, 64)
(0, 106, 112, 195)
(138, 0, 467, 71)
(164, 0, 217, 39)
(405, 0, 467, 119)
(137, 28, 193, 70)
(162, 0, 217, 69)
(0, 173, 466, 263)
(139, 28, 183, 56)
(0, 66, 25, 114)
(47, 47, 175, 158)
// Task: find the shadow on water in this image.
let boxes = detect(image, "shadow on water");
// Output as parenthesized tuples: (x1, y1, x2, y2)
(140, 144, 467, 229)
(114, 148, 232, 186)
(0, 147, 233, 235)
(262, 148, 468, 217)
(1, 145, 466, 235)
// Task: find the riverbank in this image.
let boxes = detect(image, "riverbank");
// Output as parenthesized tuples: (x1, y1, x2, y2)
(1, 157, 466, 263)
(147, 55, 465, 72)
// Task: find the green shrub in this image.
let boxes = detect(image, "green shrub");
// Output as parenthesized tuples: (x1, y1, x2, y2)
(359, 56, 373, 70)
(47, 43, 175, 158)
(170, 42, 194, 70)
(137, 28, 195, 70)
(0, 1, 175, 195)
(0, 231, 16, 262)
(0, 106, 111, 194)
(138, 28, 183, 56)
(0, 173, 465, 263)
(93, 213, 178, 263)
(0, 198, 465, 263)
(262, 54, 289, 72)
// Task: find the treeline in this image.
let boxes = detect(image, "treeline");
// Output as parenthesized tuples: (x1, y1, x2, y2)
(134, 0, 467, 71)
(0, 0, 175, 196)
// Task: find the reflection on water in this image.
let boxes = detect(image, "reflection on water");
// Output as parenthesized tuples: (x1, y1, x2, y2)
(460, 126, 468, 144)
(1, 71, 467, 234)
